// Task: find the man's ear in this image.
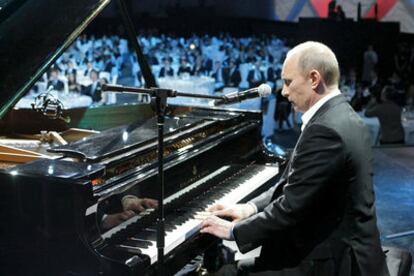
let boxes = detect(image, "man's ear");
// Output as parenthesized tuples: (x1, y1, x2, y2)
(309, 69, 321, 90)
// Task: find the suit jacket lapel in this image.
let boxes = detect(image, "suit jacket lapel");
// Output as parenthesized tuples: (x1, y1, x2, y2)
(278, 94, 347, 194)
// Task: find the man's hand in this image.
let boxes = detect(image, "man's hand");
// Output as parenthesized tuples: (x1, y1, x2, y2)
(208, 203, 256, 222)
(122, 196, 158, 213)
(102, 210, 135, 230)
(200, 215, 234, 240)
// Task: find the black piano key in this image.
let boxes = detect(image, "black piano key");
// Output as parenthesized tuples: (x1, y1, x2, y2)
(134, 229, 157, 241)
(116, 244, 142, 254)
(129, 237, 153, 246)
(123, 239, 151, 249)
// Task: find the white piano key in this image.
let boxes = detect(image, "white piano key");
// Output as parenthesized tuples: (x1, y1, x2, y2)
(125, 165, 279, 264)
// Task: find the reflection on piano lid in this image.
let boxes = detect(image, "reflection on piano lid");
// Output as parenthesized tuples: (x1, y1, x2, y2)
(48, 110, 242, 161)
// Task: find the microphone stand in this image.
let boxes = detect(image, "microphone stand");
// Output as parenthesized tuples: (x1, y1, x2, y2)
(102, 85, 224, 275)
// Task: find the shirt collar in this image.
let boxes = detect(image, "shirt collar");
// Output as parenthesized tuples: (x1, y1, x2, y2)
(301, 89, 341, 131)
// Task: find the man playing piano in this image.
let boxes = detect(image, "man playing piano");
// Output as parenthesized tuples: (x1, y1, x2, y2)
(200, 41, 389, 276)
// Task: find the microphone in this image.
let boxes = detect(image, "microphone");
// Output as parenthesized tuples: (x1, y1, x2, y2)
(212, 83, 272, 106)
(31, 86, 71, 123)
(101, 84, 152, 94)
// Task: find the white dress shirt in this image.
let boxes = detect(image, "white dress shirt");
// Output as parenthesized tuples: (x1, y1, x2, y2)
(301, 89, 341, 131)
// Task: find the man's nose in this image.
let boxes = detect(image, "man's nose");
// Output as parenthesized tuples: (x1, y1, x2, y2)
(281, 88, 288, 97)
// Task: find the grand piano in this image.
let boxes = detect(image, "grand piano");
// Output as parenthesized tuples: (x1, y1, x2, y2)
(0, 1, 282, 275)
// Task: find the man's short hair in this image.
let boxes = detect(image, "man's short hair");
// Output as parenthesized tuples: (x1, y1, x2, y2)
(288, 41, 340, 87)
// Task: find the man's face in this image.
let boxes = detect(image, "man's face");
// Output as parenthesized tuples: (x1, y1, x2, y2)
(50, 71, 58, 80)
(91, 72, 98, 82)
(281, 54, 313, 113)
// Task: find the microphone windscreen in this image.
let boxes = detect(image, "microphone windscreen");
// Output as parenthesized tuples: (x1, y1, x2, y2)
(258, 83, 272, 97)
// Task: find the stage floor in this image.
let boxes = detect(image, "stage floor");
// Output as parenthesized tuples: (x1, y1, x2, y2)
(374, 146, 414, 275)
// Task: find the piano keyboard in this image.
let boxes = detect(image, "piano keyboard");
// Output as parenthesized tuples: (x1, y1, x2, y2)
(105, 164, 279, 265)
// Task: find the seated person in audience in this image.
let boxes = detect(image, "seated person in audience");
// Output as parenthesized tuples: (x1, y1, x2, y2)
(209, 60, 225, 91)
(146, 48, 159, 65)
(192, 55, 207, 76)
(365, 86, 405, 144)
(159, 57, 174, 78)
(177, 57, 192, 77)
(83, 60, 94, 77)
(245, 48, 257, 64)
(247, 59, 266, 88)
(67, 72, 81, 93)
(267, 58, 281, 84)
(202, 57, 213, 73)
(82, 70, 102, 102)
(350, 84, 370, 112)
(367, 70, 383, 102)
(223, 59, 241, 88)
(65, 60, 77, 76)
(47, 68, 65, 91)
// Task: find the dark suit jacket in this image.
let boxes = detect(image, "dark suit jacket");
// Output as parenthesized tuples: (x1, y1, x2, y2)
(267, 67, 281, 83)
(234, 95, 388, 275)
(223, 67, 241, 87)
(47, 79, 64, 91)
(82, 82, 102, 102)
(247, 69, 265, 88)
(159, 67, 174, 78)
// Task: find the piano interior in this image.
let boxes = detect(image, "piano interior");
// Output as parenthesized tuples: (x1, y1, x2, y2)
(0, 0, 282, 275)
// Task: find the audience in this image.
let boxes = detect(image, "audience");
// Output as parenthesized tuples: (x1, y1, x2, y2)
(82, 70, 102, 103)
(159, 57, 174, 78)
(247, 59, 266, 88)
(362, 45, 378, 84)
(177, 57, 192, 77)
(36, 33, 289, 104)
(47, 68, 64, 92)
(67, 73, 81, 93)
(28, 33, 411, 143)
(222, 59, 241, 88)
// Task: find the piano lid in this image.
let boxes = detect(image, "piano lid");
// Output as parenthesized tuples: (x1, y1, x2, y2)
(0, 0, 111, 119)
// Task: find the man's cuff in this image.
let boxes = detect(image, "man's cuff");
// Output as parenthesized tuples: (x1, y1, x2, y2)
(229, 224, 235, 241)
(247, 202, 258, 215)
(121, 194, 138, 209)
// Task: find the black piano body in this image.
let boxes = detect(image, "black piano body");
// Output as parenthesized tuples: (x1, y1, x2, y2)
(0, 1, 282, 275)
(1, 107, 280, 275)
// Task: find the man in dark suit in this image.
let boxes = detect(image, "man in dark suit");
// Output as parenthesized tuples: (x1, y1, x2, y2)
(159, 57, 174, 78)
(47, 68, 64, 91)
(223, 59, 241, 88)
(82, 70, 102, 102)
(201, 41, 388, 275)
(247, 59, 266, 88)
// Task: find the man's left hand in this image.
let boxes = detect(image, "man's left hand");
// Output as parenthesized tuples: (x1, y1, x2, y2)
(200, 215, 234, 240)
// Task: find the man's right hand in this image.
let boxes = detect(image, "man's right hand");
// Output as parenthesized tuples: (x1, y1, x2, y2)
(208, 203, 256, 222)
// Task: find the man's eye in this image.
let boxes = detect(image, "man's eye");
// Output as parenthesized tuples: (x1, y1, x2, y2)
(284, 80, 291, 86)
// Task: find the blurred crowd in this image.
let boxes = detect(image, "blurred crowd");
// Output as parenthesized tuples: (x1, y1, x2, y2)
(30, 32, 414, 144)
(33, 32, 290, 105)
